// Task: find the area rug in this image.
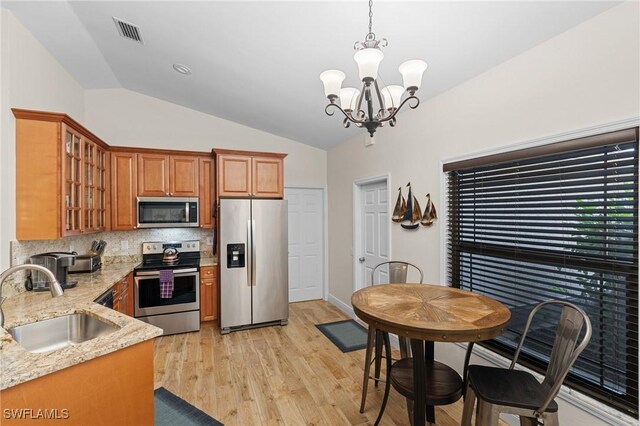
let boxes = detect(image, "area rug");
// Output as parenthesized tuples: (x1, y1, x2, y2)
(316, 319, 368, 352)
(155, 387, 223, 426)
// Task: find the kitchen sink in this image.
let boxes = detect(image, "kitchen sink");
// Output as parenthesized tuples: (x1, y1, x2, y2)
(8, 313, 120, 354)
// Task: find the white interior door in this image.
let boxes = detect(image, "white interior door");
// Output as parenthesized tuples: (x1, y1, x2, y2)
(359, 180, 389, 288)
(285, 188, 324, 302)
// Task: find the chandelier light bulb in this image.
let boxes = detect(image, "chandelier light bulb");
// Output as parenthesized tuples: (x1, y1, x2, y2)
(320, 70, 346, 100)
(399, 60, 428, 93)
(354, 48, 384, 82)
(339, 88, 361, 111)
(380, 85, 405, 110)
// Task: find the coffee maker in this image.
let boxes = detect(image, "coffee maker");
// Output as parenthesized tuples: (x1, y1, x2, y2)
(26, 252, 77, 292)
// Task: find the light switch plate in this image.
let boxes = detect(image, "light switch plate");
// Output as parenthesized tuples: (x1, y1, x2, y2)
(206, 237, 213, 246)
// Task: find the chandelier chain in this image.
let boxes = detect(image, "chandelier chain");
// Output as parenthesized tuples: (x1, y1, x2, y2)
(367, 0, 375, 41)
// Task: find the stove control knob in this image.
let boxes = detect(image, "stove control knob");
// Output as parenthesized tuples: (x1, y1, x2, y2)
(145, 245, 151, 250)
(153, 245, 158, 250)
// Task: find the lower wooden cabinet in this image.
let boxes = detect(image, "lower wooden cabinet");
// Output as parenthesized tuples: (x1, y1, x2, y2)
(112, 273, 134, 317)
(1, 340, 154, 426)
(200, 266, 218, 322)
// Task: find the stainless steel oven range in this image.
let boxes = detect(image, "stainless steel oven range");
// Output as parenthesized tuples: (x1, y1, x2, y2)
(134, 240, 201, 335)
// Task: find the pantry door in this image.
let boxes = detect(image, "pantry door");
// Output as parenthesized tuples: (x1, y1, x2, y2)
(285, 188, 325, 302)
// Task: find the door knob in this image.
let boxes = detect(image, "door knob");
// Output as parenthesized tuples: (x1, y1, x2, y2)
(359, 257, 365, 263)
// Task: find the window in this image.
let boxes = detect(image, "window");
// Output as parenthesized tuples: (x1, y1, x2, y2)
(445, 127, 639, 417)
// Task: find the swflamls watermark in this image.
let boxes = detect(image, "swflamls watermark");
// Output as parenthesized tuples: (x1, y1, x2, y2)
(3, 408, 70, 420)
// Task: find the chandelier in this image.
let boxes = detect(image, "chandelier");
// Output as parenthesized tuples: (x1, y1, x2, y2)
(320, 0, 427, 137)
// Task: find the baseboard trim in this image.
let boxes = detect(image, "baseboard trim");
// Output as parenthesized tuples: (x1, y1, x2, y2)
(327, 293, 355, 318)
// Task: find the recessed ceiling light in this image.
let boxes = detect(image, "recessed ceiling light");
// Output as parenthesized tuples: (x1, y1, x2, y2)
(173, 64, 192, 75)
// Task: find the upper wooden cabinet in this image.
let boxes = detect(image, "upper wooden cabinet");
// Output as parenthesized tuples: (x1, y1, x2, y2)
(199, 157, 215, 229)
(14, 109, 111, 240)
(111, 152, 138, 231)
(138, 154, 198, 197)
(252, 156, 284, 198)
(213, 149, 286, 199)
(137, 153, 169, 196)
(83, 139, 109, 232)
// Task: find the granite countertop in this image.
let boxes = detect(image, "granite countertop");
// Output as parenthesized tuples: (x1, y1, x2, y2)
(0, 263, 163, 390)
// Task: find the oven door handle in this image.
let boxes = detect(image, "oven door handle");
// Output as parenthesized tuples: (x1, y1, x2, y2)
(135, 268, 198, 277)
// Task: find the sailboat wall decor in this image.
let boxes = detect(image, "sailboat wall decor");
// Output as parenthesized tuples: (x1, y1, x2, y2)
(400, 182, 422, 230)
(392, 187, 407, 223)
(420, 193, 438, 227)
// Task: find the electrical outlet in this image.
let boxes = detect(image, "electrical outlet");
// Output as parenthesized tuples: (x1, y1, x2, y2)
(206, 237, 213, 246)
(120, 240, 129, 250)
(16, 256, 26, 265)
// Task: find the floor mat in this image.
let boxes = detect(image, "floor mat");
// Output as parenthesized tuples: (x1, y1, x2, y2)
(316, 319, 368, 352)
(155, 387, 223, 426)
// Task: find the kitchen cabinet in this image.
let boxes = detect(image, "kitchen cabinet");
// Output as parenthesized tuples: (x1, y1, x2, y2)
(200, 266, 218, 322)
(111, 151, 138, 231)
(213, 149, 286, 199)
(14, 109, 111, 240)
(138, 153, 199, 197)
(2, 340, 154, 426)
(112, 273, 134, 316)
(199, 157, 215, 229)
(83, 140, 109, 232)
(252, 156, 284, 198)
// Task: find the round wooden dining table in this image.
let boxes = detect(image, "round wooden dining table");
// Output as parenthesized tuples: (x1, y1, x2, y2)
(352, 283, 511, 426)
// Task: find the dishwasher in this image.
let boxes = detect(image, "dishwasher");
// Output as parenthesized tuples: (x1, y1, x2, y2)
(95, 288, 114, 309)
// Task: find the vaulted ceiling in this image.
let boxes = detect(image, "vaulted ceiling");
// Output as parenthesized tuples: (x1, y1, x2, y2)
(3, 1, 618, 149)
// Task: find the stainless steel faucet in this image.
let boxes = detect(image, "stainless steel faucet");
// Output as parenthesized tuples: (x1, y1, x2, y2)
(0, 264, 64, 328)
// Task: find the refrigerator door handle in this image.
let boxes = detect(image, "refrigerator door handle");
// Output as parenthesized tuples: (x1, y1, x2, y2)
(251, 219, 256, 286)
(247, 219, 252, 287)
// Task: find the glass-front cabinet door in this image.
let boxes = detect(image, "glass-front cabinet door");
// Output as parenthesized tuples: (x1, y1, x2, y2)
(63, 127, 83, 235)
(82, 140, 108, 233)
(84, 141, 96, 231)
(96, 146, 108, 230)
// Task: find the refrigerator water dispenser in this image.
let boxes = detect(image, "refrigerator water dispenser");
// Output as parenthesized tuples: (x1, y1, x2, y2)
(227, 243, 245, 268)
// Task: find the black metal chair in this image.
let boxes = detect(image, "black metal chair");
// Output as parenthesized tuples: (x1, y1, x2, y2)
(461, 300, 592, 426)
(359, 261, 423, 417)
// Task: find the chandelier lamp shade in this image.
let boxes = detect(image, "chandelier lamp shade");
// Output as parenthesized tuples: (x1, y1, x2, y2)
(320, 0, 428, 137)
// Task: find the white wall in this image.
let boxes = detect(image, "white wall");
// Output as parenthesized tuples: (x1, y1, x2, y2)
(84, 88, 327, 188)
(0, 9, 86, 270)
(327, 2, 639, 425)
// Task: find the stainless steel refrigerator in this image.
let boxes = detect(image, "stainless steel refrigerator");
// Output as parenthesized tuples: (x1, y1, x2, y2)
(220, 199, 289, 334)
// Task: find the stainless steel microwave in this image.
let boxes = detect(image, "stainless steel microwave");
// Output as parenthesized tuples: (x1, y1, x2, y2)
(137, 197, 199, 228)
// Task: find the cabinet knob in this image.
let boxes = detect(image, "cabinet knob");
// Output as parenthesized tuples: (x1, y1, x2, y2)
(133, 226, 137, 229)
(166, 192, 169, 196)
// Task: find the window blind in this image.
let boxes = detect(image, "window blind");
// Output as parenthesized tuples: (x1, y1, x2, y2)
(446, 127, 639, 417)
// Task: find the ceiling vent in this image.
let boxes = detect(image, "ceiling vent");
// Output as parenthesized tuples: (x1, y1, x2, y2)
(113, 17, 144, 44)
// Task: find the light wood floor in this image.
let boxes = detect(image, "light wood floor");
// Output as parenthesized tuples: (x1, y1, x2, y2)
(153, 300, 503, 425)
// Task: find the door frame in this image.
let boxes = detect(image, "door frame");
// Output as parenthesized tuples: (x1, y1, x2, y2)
(352, 174, 392, 293)
(284, 185, 328, 301)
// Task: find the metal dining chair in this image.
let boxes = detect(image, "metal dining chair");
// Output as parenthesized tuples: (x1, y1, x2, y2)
(461, 300, 592, 426)
(359, 261, 423, 415)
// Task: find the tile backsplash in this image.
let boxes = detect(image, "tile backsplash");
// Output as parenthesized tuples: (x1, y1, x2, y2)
(5, 228, 215, 297)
